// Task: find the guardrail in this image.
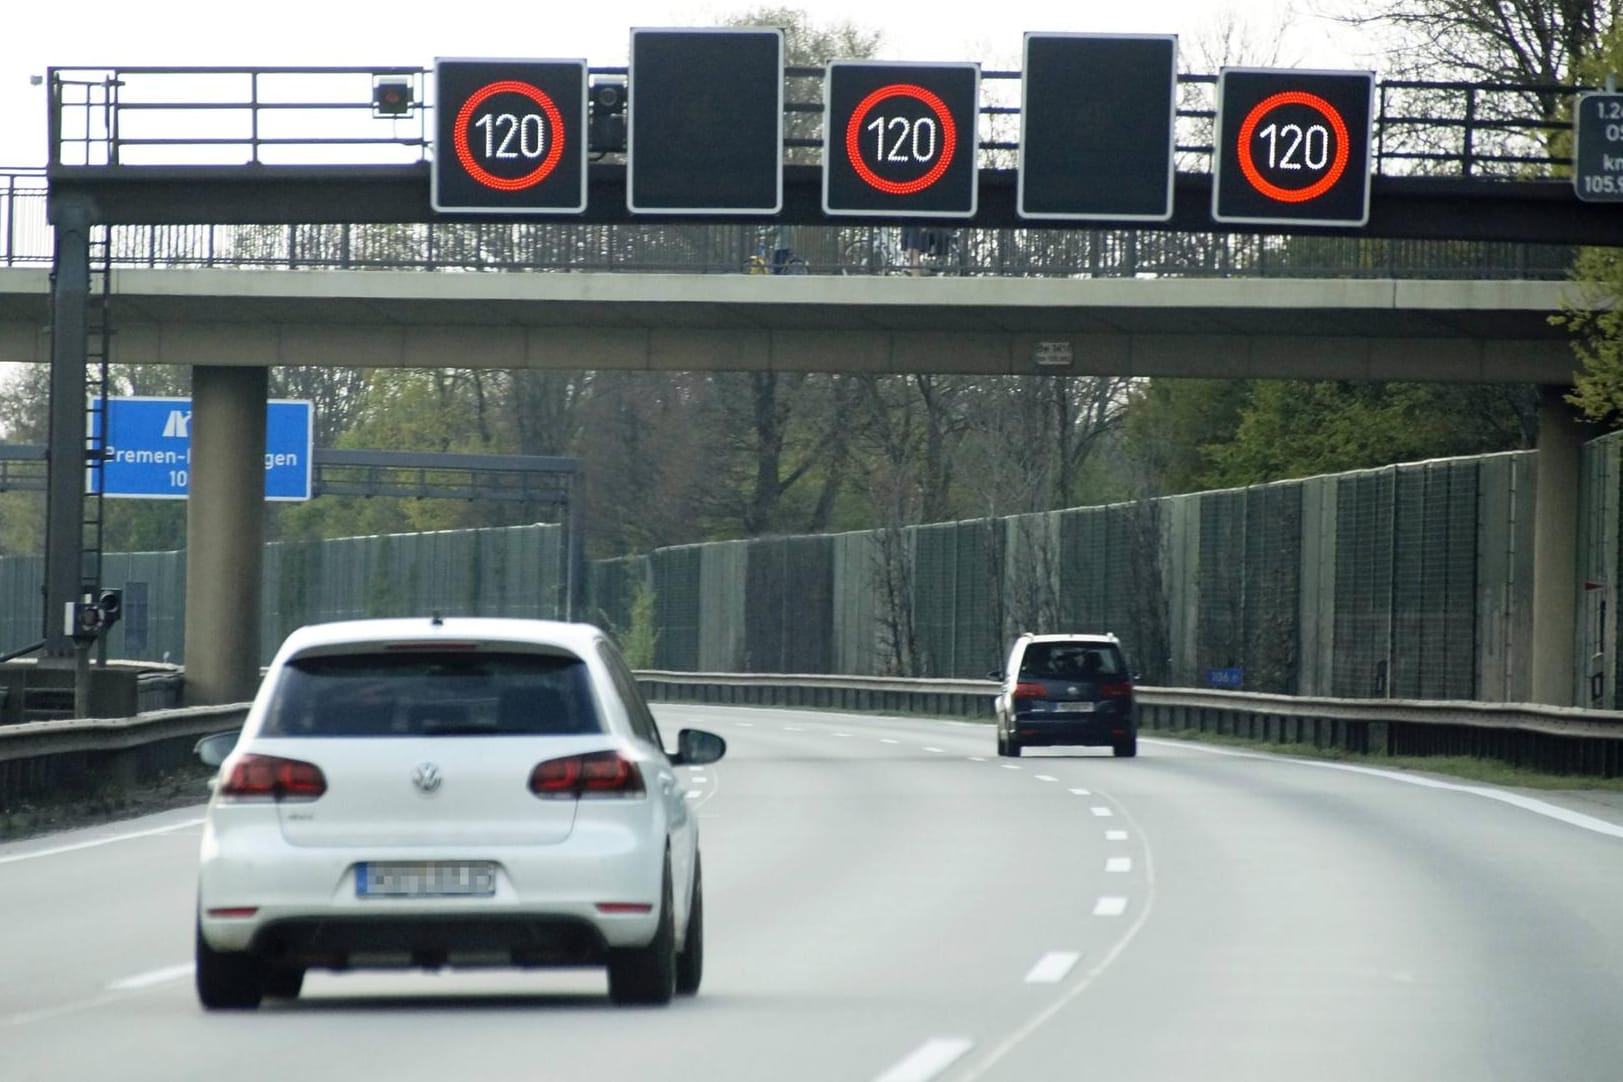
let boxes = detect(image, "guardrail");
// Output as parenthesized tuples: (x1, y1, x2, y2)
(634, 671, 1623, 778)
(4, 674, 1621, 812)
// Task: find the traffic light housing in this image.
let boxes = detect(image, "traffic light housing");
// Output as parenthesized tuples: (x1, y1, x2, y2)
(589, 77, 627, 153)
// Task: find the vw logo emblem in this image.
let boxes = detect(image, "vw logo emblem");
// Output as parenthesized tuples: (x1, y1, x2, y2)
(411, 763, 443, 795)
(1067, 686, 1080, 695)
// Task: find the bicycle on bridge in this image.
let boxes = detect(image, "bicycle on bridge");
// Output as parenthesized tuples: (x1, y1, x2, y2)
(840, 226, 966, 277)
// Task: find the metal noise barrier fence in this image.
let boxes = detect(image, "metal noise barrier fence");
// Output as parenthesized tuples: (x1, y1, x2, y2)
(4, 676, 1623, 811)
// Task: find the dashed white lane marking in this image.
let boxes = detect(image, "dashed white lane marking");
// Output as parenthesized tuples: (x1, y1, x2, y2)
(968, 756, 987, 762)
(1001, 764, 1022, 771)
(1068, 788, 1091, 796)
(686, 776, 709, 785)
(736, 722, 754, 728)
(1023, 951, 1081, 984)
(1152, 737, 1623, 840)
(1092, 896, 1129, 917)
(833, 732, 852, 737)
(924, 746, 945, 753)
(881, 738, 901, 745)
(873, 1037, 975, 1082)
(108, 963, 193, 992)
(1105, 830, 1129, 841)
(0, 817, 204, 866)
(784, 726, 804, 732)
(1034, 774, 1058, 782)
(1090, 806, 1114, 817)
(685, 791, 703, 800)
(1106, 856, 1132, 873)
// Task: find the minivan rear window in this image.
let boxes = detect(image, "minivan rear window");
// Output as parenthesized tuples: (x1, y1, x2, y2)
(1019, 642, 1125, 680)
(261, 651, 602, 737)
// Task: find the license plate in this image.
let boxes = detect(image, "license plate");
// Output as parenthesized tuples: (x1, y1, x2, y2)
(357, 861, 497, 898)
(1056, 701, 1096, 713)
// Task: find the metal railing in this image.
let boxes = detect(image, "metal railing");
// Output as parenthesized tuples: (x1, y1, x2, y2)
(42, 66, 1581, 179)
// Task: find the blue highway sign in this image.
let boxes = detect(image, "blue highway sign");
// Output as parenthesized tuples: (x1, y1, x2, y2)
(89, 397, 313, 501)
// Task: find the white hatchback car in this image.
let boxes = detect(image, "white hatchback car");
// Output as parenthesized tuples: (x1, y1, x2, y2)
(193, 615, 724, 1009)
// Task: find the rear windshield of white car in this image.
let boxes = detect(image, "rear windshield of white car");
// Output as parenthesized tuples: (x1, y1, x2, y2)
(1019, 642, 1126, 680)
(260, 651, 604, 737)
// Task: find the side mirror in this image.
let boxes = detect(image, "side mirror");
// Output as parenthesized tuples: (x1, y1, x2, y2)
(673, 728, 726, 767)
(194, 730, 239, 767)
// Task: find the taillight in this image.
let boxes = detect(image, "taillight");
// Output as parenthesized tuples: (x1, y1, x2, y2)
(1100, 680, 1134, 699)
(529, 751, 645, 799)
(218, 753, 326, 801)
(1012, 682, 1047, 700)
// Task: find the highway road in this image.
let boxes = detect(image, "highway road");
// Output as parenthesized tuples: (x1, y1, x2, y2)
(4, 704, 1622, 1081)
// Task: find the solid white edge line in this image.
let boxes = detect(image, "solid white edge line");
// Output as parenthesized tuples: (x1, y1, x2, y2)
(108, 963, 194, 991)
(873, 1037, 976, 1082)
(1144, 737, 1623, 840)
(1023, 951, 1082, 984)
(0, 817, 205, 865)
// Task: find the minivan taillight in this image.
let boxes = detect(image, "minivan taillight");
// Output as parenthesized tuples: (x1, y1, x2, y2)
(1012, 682, 1048, 700)
(529, 751, 646, 799)
(1099, 680, 1134, 699)
(218, 754, 327, 801)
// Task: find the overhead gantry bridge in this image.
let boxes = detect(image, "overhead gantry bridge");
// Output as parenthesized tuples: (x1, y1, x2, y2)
(11, 57, 1618, 708)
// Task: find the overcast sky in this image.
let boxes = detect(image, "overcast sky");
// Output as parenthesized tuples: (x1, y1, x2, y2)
(0, 0, 1379, 168)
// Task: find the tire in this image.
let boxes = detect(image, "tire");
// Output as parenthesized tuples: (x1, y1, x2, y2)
(263, 967, 305, 1000)
(195, 919, 264, 1010)
(674, 854, 704, 996)
(607, 861, 676, 1006)
(1113, 735, 1138, 758)
(1008, 737, 1022, 758)
(996, 728, 1011, 757)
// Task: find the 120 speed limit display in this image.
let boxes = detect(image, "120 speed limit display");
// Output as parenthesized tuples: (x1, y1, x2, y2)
(823, 61, 979, 217)
(1212, 68, 1375, 227)
(432, 59, 587, 214)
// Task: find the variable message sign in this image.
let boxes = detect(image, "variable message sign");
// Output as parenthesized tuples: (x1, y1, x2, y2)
(1213, 68, 1375, 227)
(432, 59, 587, 214)
(823, 61, 980, 217)
(1018, 33, 1178, 221)
(627, 28, 783, 214)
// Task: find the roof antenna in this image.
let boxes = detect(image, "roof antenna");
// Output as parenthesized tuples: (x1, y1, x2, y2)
(430, 612, 444, 626)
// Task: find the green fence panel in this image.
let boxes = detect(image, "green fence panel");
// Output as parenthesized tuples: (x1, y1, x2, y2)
(652, 545, 702, 671)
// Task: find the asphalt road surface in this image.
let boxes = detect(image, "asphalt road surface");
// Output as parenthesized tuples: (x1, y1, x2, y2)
(4, 704, 1622, 1082)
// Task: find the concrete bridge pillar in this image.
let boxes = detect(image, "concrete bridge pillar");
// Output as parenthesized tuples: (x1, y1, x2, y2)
(182, 365, 267, 706)
(1530, 385, 1590, 706)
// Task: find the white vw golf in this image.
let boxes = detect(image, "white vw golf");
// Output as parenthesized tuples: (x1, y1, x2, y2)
(193, 615, 724, 1009)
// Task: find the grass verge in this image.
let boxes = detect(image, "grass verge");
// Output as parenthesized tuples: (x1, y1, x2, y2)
(1149, 728, 1623, 791)
(0, 762, 215, 843)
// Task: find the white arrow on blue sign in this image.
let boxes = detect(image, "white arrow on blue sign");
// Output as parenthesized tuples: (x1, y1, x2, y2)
(87, 396, 314, 501)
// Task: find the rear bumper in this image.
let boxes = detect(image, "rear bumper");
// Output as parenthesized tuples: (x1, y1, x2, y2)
(245, 913, 611, 969)
(1011, 714, 1134, 747)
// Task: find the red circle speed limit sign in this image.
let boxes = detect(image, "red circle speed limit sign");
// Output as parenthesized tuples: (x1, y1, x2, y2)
(824, 61, 979, 217)
(432, 59, 587, 214)
(843, 83, 959, 196)
(451, 80, 567, 192)
(1213, 68, 1374, 227)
